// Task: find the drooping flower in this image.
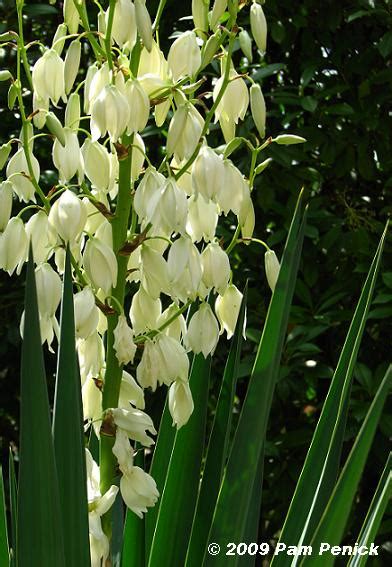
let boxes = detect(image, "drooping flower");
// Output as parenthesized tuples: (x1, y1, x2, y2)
(113, 315, 137, 365)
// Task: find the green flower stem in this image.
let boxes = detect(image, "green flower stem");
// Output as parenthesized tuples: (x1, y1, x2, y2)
(16, 1, 33, 90)
(100, 134, 134, 535)
(16, 2, 50, 211)
(174, 28, 237, 181)
(152, 0, 168, 33)
(72, 0, 105, 60)
(134, 300, 192, 343)
(105, 0, 116, 75)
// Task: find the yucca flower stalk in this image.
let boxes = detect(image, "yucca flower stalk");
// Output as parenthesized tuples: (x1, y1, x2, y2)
(0, 2, 389, 567)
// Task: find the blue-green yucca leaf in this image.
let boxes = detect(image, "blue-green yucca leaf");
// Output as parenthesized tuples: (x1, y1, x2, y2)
(17, 249, 66, 567)
(52, 248, 90, 567)
(300, 365, 391, 567)
(8, 449, 17, 567)
(145, 398, 176, 555)
(204, 189, 308, 566)
(347, 453, 392, 567)
(0, 465, 9, 567)
(185, 284, 248, 567)
(148, 354, 211, 567)
(271, 223, 389, 566)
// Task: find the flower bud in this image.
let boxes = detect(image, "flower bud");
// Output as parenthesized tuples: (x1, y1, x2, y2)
(250, 83, 267, 139)
(81, 139, 112, 192)
(274, 134, 307, 145)
(250, 2, 267, 53)
(167, 103, 204, 162)
(157, 303, 187, 342)
(35, 263, 62, 317)
(134, 0, 153, 52)
(167, 236, 202, 303)
(215, 283, 243, 339)
(6, 147, 40, 203)
(25, 210, 56, 264)
(119, 371, 145, 410)
(52, 128, 84, 183)
(64, 0, 80, 34)
(49, 189, 87, 243)
(32, 49, 65, 105)
(64, 39, 81, 94)
(200, 30, 221, 70)
(0, 217, 28, 275)
(201, 240, 230, 294)
(74, 287, 100, 339)
(131, 133, 146, 181)
(109, 0, 137, 51)
(210, 0, 227, 30)
(113, 315, 137, 365)
(192, 0, 209, 37)
(125, 79, 150, 133)
(83, 237, 118, 294)
(168, 379, 194, 428)
(239, 29, 253, 63)
(91, 84, 130, 142)
(129, 287, 162, 335)
(186, 194, 218, 243)
(51, 23, 67, 56)
(264, 249, 280, 292)
(65, 93, 81, 131)
(32, 92, 48, 129)
(119, 463, 159, 517)
(83, 64, 98, 114)
(191, 145, 224, 201)
(185, 303, 220, 357)
(46, 111, 66, 146)
(240, 197, 255, 240)
(0, 181, 13, 231)
(168, 31, 201, 82)
(0, 142, 11, 170)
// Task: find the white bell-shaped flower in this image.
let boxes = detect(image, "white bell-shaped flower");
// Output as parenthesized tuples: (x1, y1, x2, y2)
(6, 147, 40, 203)
(186, 194, 218, 243)
(168, 379, 194, 428)
(210, 0, 227, 30)
(213, 69, 249, 142)
(201, 240, 230, 294)
(191, 144, 224, 202)
(133, 167, 165, 229)
(186, 302, 220, 357)
(137, 334, 189, 390)
(131, 133, 146, 180)
(82, 377, 102, 427)
(167, 236, 202, 303)
(119, 371, 145, 410)
(91, 84, 130, 142)
(192, 0, 209, 35)
(108, 0, 137, 51)
(32, 48, 65, 105)
(74, 287, 100, 339)
(77, 331, 105, 384)
(140, 245, 169, 299)
(113, 315, 137, 365)
(215, 284, 243, 339)
(49, 189, 87, 243)
(265, 249, 280, 292)
(168, 31, 201, 82)
(81, 139, 112, 192)
(35, 263, 62, 318)
(120, 462, 159, 517)
(149, 177, 188, 235)
(111, 407, 156, 447)
(32, 92, 48, 129)
(52, 128, 84, 183)
(138, 40, 168, 82)
(217, 159, 250, 217)
(0, 181, 13, 231)
(83, 237, 118, 294)
(129, 286, 162, 335)
(125, 79, 150, 134)
(0, 217, 28, 275)
(166, 103, 204, 161)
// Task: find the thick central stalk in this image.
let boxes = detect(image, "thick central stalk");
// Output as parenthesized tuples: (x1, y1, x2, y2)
(100, 135, 134, 528)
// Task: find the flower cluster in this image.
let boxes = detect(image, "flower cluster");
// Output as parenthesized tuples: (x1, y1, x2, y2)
(0, 1, 304, 562)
